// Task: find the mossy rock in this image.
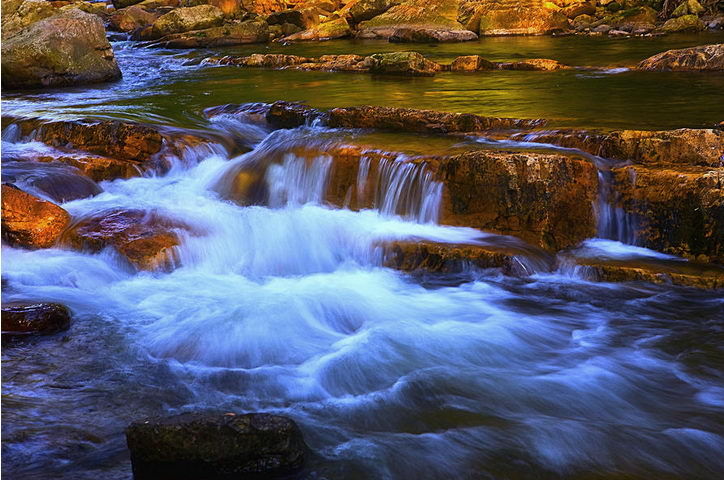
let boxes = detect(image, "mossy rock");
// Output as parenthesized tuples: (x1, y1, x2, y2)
(661, 14, 706, 32)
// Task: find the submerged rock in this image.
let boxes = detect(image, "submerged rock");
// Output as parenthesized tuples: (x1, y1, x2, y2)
(496, 58, 569, 71)
(1, 184, 71, 249)
(638, 44, 724, 72)
(125, 412, 307, 480)
(364, 51, 441, 76)
(1, 302, 71, 336)
(1, 9, 121, 89)
(63, 209, 187, 271)
(2, 161, 103, 203)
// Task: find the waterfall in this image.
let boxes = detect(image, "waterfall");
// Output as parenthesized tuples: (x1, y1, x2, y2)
(374, 156, 443, 224)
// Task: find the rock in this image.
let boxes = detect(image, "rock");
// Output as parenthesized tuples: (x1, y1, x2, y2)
(266, 101, 322, 128)
(661, 14, 705, 32)
(708, 17, 724, 30)
(569, 258, 724, 289)
(125, 413, 307, 480)
(593, 23, 612, 32)
(671, 0, 704, 17)
(63, 209, 186, 271)
(1, 184, 71, 249)
(147, 19, 270, 48)
(358, 0, 469, 39)
(1, 0, 56, 39)
(1, 302, 71, 336)
(562, 1, 596, 18)
(389, 26, 478, 42)
(282, 16, 351, 41)
(450, 55, 496, 71)
(572, 13, 594, 29)
(604, 6, 657, 28)
(112, 0, 144, 9)
(240, 0, 285, 15)
(612, 165, 723, 263)
(430, 150, 599, 251)
(496, 58, 568, 70)
(207, 0, 245, 18)
(1, 9, 121, 89)
(343, 0, 401, 24)
(239, 53, 312, 68)
(2, 161, 103, 203)
(266, 7, 319, 29)
(325, 104, 547, 132)
(608, 28, 629, 36)
(637, 43, 724, 72)
(364, 51, 441, 76)
(476, 3, 570, 36)
(109, 5, 159, 32)
(150, 5, 225, 38)
(517, 128, 724, 167)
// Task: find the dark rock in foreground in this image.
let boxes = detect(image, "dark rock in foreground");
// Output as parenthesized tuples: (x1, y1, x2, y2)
(2, 302, 71, 336)
(126, 412, 307, 480)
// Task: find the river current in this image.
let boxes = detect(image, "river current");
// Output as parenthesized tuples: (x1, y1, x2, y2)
(2, 34, 724, 480)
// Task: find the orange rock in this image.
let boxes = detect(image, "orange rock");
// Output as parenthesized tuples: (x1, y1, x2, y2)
(496, 58, 569, 71)
(381, 240, 517, 273)
(450, 55, 495, 71)
(1, 184, 71, 249)
(63, 209, 188, 271)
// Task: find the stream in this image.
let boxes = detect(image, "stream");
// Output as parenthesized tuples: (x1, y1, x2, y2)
(2, 33, 724, 480)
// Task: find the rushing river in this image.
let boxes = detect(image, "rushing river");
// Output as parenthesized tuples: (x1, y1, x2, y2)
(2, 33, 724, 480)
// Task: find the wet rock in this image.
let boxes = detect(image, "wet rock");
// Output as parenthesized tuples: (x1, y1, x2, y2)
(282, 17, 351, 41)
(109, 5, 159, 32)
(266, 101, 322, 128)
(325, 104, 546, 133)
(382, 240, 516, 274)
(2, 161, 103, 202)
(150, 5, 225, 38)
(661, 14, 705, 32)
(147, 19, 270, 48)
(125, 412, 307, 480)
(593, 23, 612, 33)
(638, 44, 724, 72)
(63, 209, 186, 271)
(1, 302, 71, 336)
(570, 259, 724, 289)
(364, 51, 441, 76)
(612, 165, 723, 263)
(389, 26, 478, 42)
(1, 184, 71, 249)
(517, 128, 724, 167)
(1, 9, 121, 89)
(450, 55, 496, 71)
(496, 58, 569, 71)
(431, 150, 599, 251)
(358, 0, 471, 39)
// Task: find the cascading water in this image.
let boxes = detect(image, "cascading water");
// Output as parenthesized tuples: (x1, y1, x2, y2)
(3, 116, 724, 480)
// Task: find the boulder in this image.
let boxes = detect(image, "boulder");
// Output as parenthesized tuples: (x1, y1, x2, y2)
(430, 150, 599, 251)
(343, 0, 401, 24)
(1, 9, 121, 89)
(150, 5, 225, 38)
(572, 13, 595, 29)
(661, 14, 705, 32)
(147, 19, 270, 47)
(239, 0, 285, 15)
(1, 302, 71, 336)
(1, 184, 71, 249)
(671, 0, 704, 17)
(112, 0, 145, 8)
(364, 51, 441, 76)
(562, 1, 595, 18)
(63, 209, 186, 271)
(472, 1, 571, 36)
(2, 161, 103, 203)
(282, 17, 351, 41)
(109, 5, 159, 32)
(450, 55, 496, 71)
(603, 6, 657, 28)
(389, 26, 478, 42)
(358, 0, 470, 39)
(125, 413, 307, 480)
(637, 43, 724, 72)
